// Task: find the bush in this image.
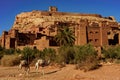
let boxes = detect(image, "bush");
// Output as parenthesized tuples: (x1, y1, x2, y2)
(0, 46, 4, 59)
(102, 45, 120, 62)
(0, 51, 5, 59)
(42, 48, 56, 62)
(56, 44, 100, 71)
(56, 46, 75, 64)
(15, 49, 22, 54)
(102, 46, 117, 59)
(4, 48, 15, 55)
(76, 55, 100, 72)
(74, 44, 97, 63)
(0, 48, 17, 60)
(0, 46, 4, 51)
(22, 47, 35, 63)
(74, 44, 100, 71)
(114, 45, 120, 59)
(35, 48, 56, 63)
(1, 54, 21, 66)
(30, 48, 56, 66)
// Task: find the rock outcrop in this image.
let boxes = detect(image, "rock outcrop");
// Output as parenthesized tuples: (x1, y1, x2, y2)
(12, 7, 117, 32)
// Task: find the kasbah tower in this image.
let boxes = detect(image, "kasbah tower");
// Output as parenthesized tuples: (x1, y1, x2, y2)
(0, 6, 120, 54)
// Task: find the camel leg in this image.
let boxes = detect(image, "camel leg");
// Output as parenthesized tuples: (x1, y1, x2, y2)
(24, 66, 30, 75)
(35, 63, 39, 73)
(42, 67, 44, 76)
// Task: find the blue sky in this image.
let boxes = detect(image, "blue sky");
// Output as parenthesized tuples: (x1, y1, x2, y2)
(0, 0, 120, 35)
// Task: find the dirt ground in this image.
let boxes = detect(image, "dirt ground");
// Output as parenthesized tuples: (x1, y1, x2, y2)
(0, 64, 120, 80)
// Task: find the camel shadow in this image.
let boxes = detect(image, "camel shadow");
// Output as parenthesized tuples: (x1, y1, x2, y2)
(45, 70, 58, 74)
(30, 69, 60, 75)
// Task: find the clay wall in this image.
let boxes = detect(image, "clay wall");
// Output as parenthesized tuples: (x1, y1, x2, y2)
(1, 31, 8, 48)
(75, 21, 87, 45)
(87, 26, 101, 46)
(8, 29, 18, 38)
(34, 36, 49, 50)
(40, 10, 102, 18)
(101, 26, 110, 46)
(56, 12, 102, 17)
(108, 22, 118, 28)
(5, 35, 10, 49)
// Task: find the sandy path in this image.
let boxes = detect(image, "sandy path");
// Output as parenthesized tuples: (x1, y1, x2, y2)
(0, 64, 120, 80)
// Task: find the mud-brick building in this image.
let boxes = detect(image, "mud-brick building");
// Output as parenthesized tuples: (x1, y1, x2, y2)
(0, 6, 120, 50)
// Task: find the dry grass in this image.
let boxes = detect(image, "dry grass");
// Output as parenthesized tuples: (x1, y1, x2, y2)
(1, 55, 20, 66)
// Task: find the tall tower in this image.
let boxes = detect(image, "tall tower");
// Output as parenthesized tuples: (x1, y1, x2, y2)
(49, 6, 58, 12)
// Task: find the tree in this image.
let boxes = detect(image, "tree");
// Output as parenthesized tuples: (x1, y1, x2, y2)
(55, 26, 75, 46)
(22, 47, 35, 64)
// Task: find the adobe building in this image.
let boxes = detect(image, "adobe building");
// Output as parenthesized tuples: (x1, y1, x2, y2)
(0, 6, 120, 51)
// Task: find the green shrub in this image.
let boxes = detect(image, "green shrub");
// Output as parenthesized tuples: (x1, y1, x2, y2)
(74, 44, 97, 63)
(74, 44, 99, 71)
(42, 48, 56, 62)
(22, 47, 35, 63)
(57, 46, 75, 64)
(102, 46, 117, 59)
(15, 49, 22, 54)
(114, 45, 120, 59)
(0, 46, 4, 51)
(30, 48, 56, 66)
(0, 47, 22, 60)
(0, 51, 5, 59)
(35, 48, 56, 63)
(101, 45, 120, 62)
(4, 48, 15, 55)
(1, 54, 21, 66)
(56, 44, 100, 71)
(76, 55, 99, 72)
(0, 46, 4, 59)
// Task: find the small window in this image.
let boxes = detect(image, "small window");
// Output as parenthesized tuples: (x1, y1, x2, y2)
(107, 32, 110, 35)
(89, 31, 93, 34)
(95, 39, 98, 42)
(95, 31, 98, 34)
(49, 13, 52, 16)
(43, 31, 45, 33)
(88, 39, 93, 42)
(39, 28, 43, 31)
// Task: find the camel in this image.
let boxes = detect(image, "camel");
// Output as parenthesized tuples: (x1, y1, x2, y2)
(35, 59, 50, 75)
(19, 60, 30, 74)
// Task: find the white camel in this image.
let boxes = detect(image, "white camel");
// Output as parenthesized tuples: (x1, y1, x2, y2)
(35, 59, 44, 70)
(35, 59, 50, 75)
(19, 60, 30, 74)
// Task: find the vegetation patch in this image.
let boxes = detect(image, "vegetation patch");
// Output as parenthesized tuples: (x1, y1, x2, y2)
(1, 54, 21, 66)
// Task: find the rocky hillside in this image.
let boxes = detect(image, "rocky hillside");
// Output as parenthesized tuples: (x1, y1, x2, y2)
(12, 9, 117, 32)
